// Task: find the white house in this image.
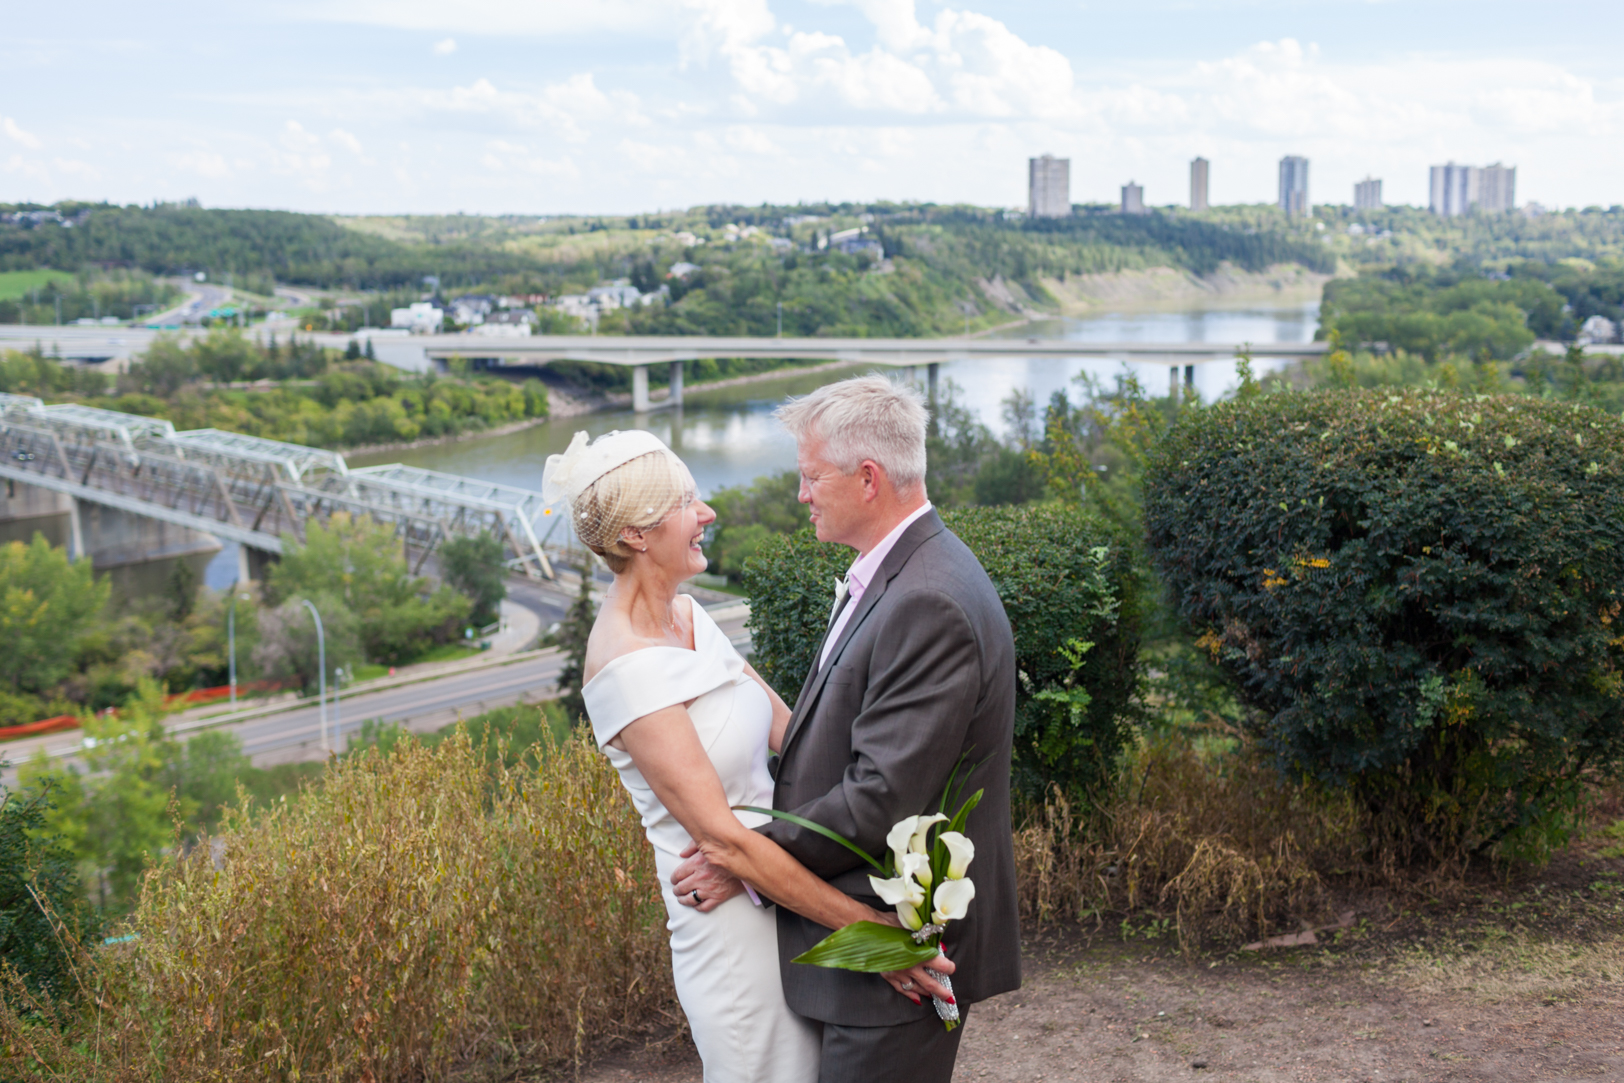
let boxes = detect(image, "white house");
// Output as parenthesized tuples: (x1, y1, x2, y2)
(390, 302, 444, 334)
(1579, 315, 1619, 345)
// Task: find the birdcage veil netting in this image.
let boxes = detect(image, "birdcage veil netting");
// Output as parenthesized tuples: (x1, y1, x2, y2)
(542, 430, 696, 553)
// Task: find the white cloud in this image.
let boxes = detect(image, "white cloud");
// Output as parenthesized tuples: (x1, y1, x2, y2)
(432, 37, 456, 55)
(329, 128, 364, 153)
(3, 117, 42, 149)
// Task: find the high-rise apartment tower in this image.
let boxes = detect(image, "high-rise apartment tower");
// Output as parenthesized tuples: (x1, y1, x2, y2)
(1190, 157, 1209, 212)
(1354, 177, 1382, 211)
(1429, 163, 1516, 216)
(1478, 164, 1516, 213)
(1028, 155, 1071, 218)
(1278, 156, 1310, 217)
(1121, 181, 1146, 215)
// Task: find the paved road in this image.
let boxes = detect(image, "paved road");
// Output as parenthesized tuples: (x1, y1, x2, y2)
(245, 603, 750, 766)
(0, 601, 750, 780)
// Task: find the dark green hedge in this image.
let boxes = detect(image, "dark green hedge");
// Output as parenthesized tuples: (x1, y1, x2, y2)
(1144, 389, 1624, 855)
(740, 505, 1141, 802)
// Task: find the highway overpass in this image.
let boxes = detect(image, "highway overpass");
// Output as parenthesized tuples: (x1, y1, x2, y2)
(0, 324, 1328, 410)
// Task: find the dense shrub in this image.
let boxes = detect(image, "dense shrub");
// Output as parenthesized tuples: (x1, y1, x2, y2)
(0, 782, 99, 1005)
(741, 505, 1141, 802)
(1144, 389, 1624, 861)
(0, 730, 671, 1081)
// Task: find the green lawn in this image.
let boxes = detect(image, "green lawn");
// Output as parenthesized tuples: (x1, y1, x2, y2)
(0, 268, 76, 301)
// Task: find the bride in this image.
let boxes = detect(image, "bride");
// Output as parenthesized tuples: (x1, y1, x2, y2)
(543, 430, 947, 1083)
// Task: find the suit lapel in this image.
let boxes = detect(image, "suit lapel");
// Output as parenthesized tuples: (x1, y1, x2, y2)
(778, 510, 946, 761)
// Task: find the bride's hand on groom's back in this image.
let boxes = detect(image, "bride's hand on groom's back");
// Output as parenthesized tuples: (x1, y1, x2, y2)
(672, 844, 745, 911)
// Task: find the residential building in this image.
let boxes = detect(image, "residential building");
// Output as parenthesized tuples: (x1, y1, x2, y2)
(1478, 163, 1517, 213)
(1429, 162, 1516, 216)
(1579, 315, 1619, 345)
(1354, 177, 1382, 210)
(1190, 158, 1209, 212)
(390, 302, 443, 334)
(1028, 154, 1071, 218)
(1278, 156, 1310, 217)
(1120, 182, 1146, 215)
(1430, 163, 1474, 216)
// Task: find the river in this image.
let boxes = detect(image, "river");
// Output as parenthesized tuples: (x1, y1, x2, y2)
(347, 301, 1319, 502)
(204, 301, 1318, 585)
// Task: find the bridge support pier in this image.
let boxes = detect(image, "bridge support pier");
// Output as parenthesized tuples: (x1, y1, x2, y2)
(927, 362, 940, 405)
(632, 365, 650, 412)
(669, 361, 684, 406)
(0, 477, 220, 598)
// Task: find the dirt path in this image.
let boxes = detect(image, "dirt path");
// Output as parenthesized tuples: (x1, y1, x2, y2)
(569, 870, 1624, 1083)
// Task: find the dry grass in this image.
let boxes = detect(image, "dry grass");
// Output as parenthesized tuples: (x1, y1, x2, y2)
(0, 727, 673, 1082)
(1014, 734, 1364, 953)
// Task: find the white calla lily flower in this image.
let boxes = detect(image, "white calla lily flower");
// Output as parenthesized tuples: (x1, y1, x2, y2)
(909, 813, 948, 855)
(896, 900, 925, 930)
(938, 831, 975, 880)
(868, 872, 925, 908)
(886, 816, 922, 869)
(931, 877, 976, 925)
(900, 850, 933, 889)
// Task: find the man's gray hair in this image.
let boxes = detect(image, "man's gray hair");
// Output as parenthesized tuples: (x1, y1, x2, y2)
(775, 375, 929, 489)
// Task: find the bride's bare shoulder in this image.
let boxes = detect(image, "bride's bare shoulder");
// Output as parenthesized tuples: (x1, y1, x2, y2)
(582, 608, 664, 683)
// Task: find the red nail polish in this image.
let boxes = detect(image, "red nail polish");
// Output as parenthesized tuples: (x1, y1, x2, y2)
(947, 996, 956, 1004)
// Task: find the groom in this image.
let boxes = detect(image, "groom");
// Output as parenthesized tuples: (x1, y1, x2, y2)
(674, 375, 1021, 1081)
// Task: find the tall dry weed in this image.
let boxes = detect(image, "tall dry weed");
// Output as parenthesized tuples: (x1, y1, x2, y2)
(1015, 733, 1364, 953)
(0, 727, 673, 1082)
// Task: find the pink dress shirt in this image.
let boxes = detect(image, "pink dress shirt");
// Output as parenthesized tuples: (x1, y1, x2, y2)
(818, 501, 934, 671)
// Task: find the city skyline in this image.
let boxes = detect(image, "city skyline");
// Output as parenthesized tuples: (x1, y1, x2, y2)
(1, 0, 1617, 214)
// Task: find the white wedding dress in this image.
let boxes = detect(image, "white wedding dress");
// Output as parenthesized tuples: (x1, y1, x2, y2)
(583, 598, 820, 1083)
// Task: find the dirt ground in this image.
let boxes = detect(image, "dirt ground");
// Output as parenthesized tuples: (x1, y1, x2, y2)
(569, 854, 1624, 1083)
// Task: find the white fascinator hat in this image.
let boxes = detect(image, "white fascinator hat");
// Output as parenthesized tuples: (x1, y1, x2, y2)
(542, 430, 694, 554)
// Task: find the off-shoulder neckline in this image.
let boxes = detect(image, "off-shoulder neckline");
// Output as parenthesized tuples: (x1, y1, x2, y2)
(581, 596, 716, 691)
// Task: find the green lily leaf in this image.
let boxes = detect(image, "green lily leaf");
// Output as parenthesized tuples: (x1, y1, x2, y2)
(791, 921, 941, 972)
(735, 805, 886, 872)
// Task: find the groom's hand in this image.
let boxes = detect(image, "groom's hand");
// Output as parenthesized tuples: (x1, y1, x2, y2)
(672, 844, 745, 911)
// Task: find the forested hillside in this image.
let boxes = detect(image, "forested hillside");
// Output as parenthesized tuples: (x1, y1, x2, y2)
(2, 201, 1336, 331)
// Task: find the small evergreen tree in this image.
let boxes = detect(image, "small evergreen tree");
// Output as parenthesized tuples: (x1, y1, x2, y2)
(554, 569, 597, 724)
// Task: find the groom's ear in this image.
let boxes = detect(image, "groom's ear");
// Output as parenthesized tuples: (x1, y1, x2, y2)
(857, 459, 886, 502)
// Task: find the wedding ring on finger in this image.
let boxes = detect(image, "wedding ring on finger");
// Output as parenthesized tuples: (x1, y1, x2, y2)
(691, 890, 702, 904)
(899, 980, 915, 991)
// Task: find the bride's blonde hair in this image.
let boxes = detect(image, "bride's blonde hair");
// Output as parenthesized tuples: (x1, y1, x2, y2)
(573, 451, 694, 573)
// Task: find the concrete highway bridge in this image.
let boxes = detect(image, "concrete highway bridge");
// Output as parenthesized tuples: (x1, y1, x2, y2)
(0, 324, 1328, 410)
(0, 393, 560, 588)
(410, 334, 1330, 410)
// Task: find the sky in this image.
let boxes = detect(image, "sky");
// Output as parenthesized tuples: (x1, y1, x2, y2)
(2, 0, 1619, 216)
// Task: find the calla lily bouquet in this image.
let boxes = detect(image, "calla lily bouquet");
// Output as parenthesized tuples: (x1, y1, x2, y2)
(740, 768, 982, 1030)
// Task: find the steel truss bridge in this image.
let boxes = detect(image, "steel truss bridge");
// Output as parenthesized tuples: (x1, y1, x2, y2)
(0, 393, 556, 579)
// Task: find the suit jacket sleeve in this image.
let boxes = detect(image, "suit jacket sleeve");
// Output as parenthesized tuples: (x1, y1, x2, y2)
(761, 587, 983, 880)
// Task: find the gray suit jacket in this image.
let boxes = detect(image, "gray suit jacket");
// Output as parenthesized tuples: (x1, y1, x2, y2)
(759, 509, 1022, 1027)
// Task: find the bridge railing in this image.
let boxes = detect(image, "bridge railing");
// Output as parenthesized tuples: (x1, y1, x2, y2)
(0, 398, 555, 579)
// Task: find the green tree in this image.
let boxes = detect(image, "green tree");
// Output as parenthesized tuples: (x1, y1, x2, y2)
(0, 535, 109, 694)
(268, 513, 471, 664)
(554, 570, 597, 723)
(439, 534, 508, 625)
(705, 471, 807, 581)
(20, 681, 181, 913)
(0, 776, 99, 1003)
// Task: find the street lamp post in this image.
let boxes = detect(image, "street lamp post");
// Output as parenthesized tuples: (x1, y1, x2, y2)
(228, 591, 241, 707)
(300, 599, 328, 752)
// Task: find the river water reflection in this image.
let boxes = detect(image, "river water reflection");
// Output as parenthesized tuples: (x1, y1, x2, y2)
(348, 301, 1320, 512)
